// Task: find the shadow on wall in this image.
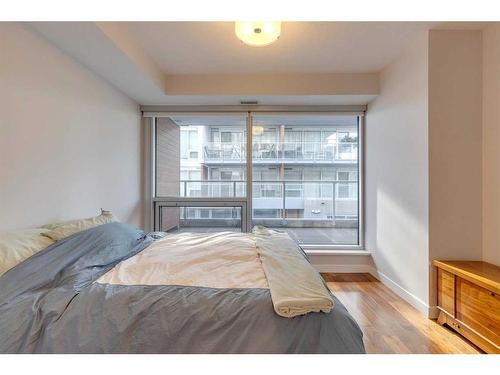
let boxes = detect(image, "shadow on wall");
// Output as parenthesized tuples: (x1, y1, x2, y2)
(365, 121, 430, 315)
(125, 200, 144, 230)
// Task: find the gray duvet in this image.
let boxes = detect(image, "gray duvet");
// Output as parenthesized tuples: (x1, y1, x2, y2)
(0, 223, 365, 353)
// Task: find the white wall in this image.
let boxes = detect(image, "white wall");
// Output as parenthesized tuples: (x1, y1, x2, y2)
(366, 29, 486, 317)
(365, 32, 430, 314)
(0, 23, 143, 231)
(427, 30, 484, 309)
(429, 30, 483, 312)
(428, 30, 483, 264)
(482, 24, 500, 266)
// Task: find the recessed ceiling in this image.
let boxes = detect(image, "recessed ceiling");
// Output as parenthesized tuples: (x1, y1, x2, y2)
(34, 21, 480, 105)
(122, 22, 437, 74)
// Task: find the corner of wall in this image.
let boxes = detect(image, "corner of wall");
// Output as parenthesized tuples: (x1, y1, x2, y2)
(365, 29, 430, 316)
(481, 24, 500, 266)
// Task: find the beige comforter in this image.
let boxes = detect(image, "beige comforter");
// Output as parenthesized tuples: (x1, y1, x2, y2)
(98, 232, 268, 289)
(97, 228, 333, 318)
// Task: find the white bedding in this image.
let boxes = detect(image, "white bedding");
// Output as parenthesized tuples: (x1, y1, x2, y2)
(97, 228, 333, 318)
(0, 228, 54, 276)
(253, 227, 334, 317)
(97, 231, 268, 289)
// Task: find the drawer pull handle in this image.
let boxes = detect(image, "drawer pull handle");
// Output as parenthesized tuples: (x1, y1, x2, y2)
(490, 292, 496, 297)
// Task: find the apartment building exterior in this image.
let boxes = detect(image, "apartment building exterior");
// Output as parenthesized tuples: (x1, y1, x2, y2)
(177, 122, 359, 228)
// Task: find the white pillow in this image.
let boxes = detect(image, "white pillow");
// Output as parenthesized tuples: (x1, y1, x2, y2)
(43, 210, 118, 241)
(0, 228, 55, 276)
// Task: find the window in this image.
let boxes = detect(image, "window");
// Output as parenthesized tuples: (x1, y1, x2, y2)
(335, 171, 357, 199)
(251, 114, 361, 247)
(153, 112, 363, 249)
(336, 171, 357, 200)
(180, 129, 199, 160)
(285, 129, 301, 142)
(337, 171, 349, 180)
(303, 131, 321, 160)
(210, 129, 220, 143)
(337, 131, 358, 160)
(155, 204, 245, 233)
(220, 171, 232, 180)
(283, 130, 302, 159)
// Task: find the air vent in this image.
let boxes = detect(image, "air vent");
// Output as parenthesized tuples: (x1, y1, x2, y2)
(240, 100, 258, 105)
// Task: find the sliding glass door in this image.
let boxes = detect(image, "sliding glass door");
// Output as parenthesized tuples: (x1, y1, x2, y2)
(153, 111, 362, 249)
(251, 114, 361, 247)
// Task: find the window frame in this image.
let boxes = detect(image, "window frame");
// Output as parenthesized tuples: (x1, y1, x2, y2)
(146, 109, 365, 251)
(153, 197, 248, 233)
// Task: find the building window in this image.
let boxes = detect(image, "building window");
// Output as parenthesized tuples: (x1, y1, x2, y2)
(221, 132, 232, 143)
(336, 171, 357, 199)
(180, 129, 199, 160)
(220, 171, 232, 180)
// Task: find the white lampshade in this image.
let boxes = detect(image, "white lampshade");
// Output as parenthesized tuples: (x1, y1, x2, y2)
(235, 22, 281, 47)
(252, 126, 264, 136)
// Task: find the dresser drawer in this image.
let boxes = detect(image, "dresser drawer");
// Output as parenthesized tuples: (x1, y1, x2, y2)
(437, 268, 455, 316)
(456, 277, 500, 345)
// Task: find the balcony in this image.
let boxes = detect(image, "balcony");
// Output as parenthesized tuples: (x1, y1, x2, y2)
(157, 182, 359, 246)
(203, 142, 358, 164)
(179, 179, 358, 224)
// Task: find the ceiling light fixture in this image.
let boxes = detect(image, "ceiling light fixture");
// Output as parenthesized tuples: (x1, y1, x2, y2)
(252, 126, 264, 136)
(235, 21, 281, 47)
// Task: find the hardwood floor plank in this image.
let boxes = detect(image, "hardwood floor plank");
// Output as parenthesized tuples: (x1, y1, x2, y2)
(321, 273, 482, 354)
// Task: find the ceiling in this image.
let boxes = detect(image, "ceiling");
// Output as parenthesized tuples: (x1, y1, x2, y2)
(30, 21, 472, 105)
(122, 22, 436, 74)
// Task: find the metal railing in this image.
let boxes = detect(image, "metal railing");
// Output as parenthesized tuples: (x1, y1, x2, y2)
(203, 142, 358, 162)
(180, 180, 246, 198)
(179, 179, 358, 220)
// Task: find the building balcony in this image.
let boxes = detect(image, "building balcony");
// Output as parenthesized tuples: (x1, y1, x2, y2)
(202, 142, 358, 164)
(159, 180, 360, 246)
(179, 179, 358, 221)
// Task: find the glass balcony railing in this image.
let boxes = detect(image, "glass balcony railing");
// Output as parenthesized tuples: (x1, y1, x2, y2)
(178, 180, 358, 220)
(203, 142, 358, 163)
(180, 180, 246, 198)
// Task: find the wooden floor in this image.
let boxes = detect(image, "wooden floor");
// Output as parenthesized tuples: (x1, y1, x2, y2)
(322, 273, 482, 354)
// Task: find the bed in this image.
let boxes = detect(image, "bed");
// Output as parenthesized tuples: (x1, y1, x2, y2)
(0, 222, 365, 353)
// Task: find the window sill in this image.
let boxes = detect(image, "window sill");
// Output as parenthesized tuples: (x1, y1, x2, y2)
(305, 249, 371, 256)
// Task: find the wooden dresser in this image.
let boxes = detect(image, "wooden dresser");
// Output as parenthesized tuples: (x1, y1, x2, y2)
(433, 260, 500, 353)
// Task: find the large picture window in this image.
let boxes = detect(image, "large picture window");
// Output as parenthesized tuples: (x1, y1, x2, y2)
(153, 112, 363, 250)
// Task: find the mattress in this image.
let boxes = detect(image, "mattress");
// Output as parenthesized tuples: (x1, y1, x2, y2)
(0, 223, 365, 353)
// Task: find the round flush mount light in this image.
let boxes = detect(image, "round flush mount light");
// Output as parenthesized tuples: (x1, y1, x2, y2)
(252, 126, 265, 136)
(235, 21, 281, 47)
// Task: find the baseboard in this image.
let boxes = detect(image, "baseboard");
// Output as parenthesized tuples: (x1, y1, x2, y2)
(368, 267, 434, 318)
